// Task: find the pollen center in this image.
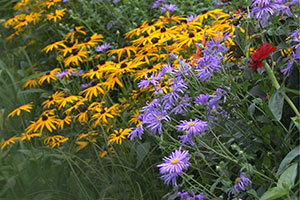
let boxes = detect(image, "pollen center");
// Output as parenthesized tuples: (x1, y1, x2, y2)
(188, 122, 195, 126)
(171, 159, 178, 164)
(156, 115, 162, 121)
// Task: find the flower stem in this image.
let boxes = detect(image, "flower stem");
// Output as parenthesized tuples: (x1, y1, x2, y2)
(263, 61, 300, 117)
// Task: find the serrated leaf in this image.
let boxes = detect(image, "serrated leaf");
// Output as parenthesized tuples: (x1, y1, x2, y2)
(268, 87, 285, 121)
(277, 163, 298, 189)
(277, 145, 300, 177)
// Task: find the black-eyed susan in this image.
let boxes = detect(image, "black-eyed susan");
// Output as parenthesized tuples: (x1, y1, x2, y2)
(38, 68, 60, 85)
(44, 135, 69, 148)
(110, 60, 145, 78)
(133, 48, 160, 65)
(7, 102, 33, 118)
(57, 94, 80, 110)
(40, 0, 61, 9)
(98, 150, 108, 158)
(81, 61, 113, 80)
(75, 141, 89, 152)
(108, 44, 137, 62)
(177, 31, 201, 48)
(128, 109, 140, 125)
(60, 40, 79, 57)
(1, 136, 20, 149)
(79, 82, 105, 101)
(42, 40, 66, 53)
(42, 91, 64, 109)
(57, 115, 72, 129)
(103, 74, 123, 91)
(13, 0, 29, 10)
(64, 97, 87, 115)
(91, 104, 119, 126)
(34, 114, 59, 133)
(139, 19, 163, 35)
(107, 128, 131, 145)
(134, 63, 163, 80)
(46, 9, 66, 22)
(79, 33, 103, 49)
(64, 48, 89, 66)
(20, 132, 41, 141)
(65, 26, 87, 43)
(159, 11, 183, 23)
(75, 106, 89, 123)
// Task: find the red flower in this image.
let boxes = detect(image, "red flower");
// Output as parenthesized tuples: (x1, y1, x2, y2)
(248, 42, 277, 72)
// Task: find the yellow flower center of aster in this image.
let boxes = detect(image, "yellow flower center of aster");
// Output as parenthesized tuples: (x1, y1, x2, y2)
(171, 159, 178, 164)
(156, 115, 162, 121)
(188, 122, 195, 126)
(235, 177, 241, 185)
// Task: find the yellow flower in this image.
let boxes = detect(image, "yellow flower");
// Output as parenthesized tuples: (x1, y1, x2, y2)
(23, 78, 38, 88)
(79, 82, 105, 101)
(42, 40, 66, 53)
(103, 74, 124, 91)
(91, 104, 119, 126)
(7, 103, 33, 118)
(56, 94, 80, 110)
(40, 0, 62, 9)
(75, 108, 89, 123)
(57, 115, 72, 129)
(65, 26, 87, 43)
(64, 97, 87, 115)
(79, 33, 103, 49)
(108, 44, 137, 62)
(98, 150, 108, 158)
(128, 110, 140, 125)
(64, 48, 89, 66)
(38, 68, 60, 85)
(108, 128, 131, 145)
(44, 135, 69, 148)
(75, 141, 89, 152)
(20, 132, 41, 141)
(46, 9, 66, 22)
(13, 0, 29, 10)
(42, 91, 65, 109)
(34, 114, 59, 133)
(1, 136, 20, 149)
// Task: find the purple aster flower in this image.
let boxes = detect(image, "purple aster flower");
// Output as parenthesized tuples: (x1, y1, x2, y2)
(187, 14, 198, 22)
(170, 94, 191, 115)
(161, 172, 179, 186)
(138, 72, 162, 88)
(251, 1, 282, 21)
(80, 83, 89, 89)
(194, 94, 209, 104)
(62, 0, 69, 2)
(227, 172, 252, 199)
(128, 124, 144, 140)
(178, 132, 194, 146)
(55, 70, 70, 78)
(144, 109, 170, 135)
(157, 148, 190, 174)
(195, 54, 222, 81)
(160, 4, 177, 12)
(107, 21, 119, 29)
(281, 52, 295, 76)
(152, 0, 166, 8)
(177, 118, 208, 135)
(95, 43, 111, 52)
(178, 191, 207, 200)
(113, 0, 120, 3)
(290, 29, 300, 59)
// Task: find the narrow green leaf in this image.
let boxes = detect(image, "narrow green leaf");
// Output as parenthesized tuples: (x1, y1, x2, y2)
(285, 87, 300, 95)
(268, 87, 285, 121)
(135, 142, 150, 168)
(291, 116, 300, 131)
(277, 145, 300, 177)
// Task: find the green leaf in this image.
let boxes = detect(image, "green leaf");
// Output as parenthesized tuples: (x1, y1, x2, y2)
(277, 145, 300, 177)
(277, 163, 298, 189)
(291, 116, 300, 131)
(268, 87, 285, 121)
(135, 142, 150, 168)
(260, 186, 288, 200)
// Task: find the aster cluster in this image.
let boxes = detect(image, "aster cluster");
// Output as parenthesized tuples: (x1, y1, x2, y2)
(177, 191, 207, 200)
(152, 0, 177, 12)
(250, 0, 296, 22)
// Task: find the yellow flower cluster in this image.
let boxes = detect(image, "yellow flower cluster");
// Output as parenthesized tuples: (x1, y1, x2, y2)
(5, 0, 66, 40)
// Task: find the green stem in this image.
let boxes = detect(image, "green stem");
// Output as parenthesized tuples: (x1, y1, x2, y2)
(263, 61, 300, 117)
